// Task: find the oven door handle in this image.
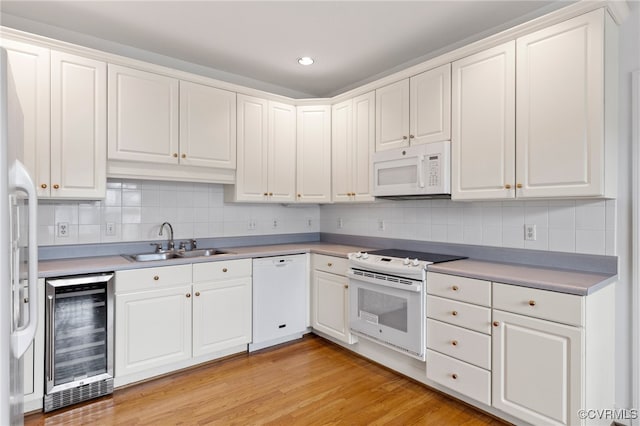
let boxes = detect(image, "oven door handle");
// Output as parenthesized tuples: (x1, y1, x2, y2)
(346, 270, 422, 292)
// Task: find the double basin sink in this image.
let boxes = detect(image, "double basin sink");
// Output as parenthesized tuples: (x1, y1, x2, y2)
(126, 248, 232, 262)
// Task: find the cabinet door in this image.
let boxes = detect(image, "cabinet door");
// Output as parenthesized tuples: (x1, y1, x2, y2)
(410, 63, 451, 145)
(115, 285, 192, 377)
(179, 81, 236, 169)
(268, 101, 297, 202)
(375, 79, 409, 151)
(235, 94, 269, 202)
(352, 92, 375, 202)
(50, 51, 106, 199)
(108, 64, 179, 164)
(1, 39, 51, 197)
(312, 270, 355, 344)
(451, 42, 516, 200)
(492, 310, 583, 426)
(296, 105, 332, 203)
(192, 277, 252, 357)
(516, 10, 604, 198)
(331, 99, 353, 202)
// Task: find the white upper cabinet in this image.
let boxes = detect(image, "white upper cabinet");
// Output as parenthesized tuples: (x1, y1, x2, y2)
(228, 95, 296, 203)
(296, 105, 332, 203)
(50, 51, 107, 199)
(451, 42, 516, 200)
(2, 38, 106, 199)
(179, 81, 236, 169)
(1, 39, 51, 198)
(332, 92, 375, 203)
(410, 64, 452, 146)
(453, 9, 615, 200)
(516, 9, 611, 198)
(268, 101, 297, 202)
(107, 64, 236, 183)
(376, 63, 451, 152)
(376, 79, 410, 151)
(108, 64, 179, 164)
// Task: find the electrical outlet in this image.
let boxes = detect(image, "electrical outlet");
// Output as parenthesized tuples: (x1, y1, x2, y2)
(272, 218, 279, 229)
(306, 217, 313, 228)
(337, 218, 343, 229)
(247, 220, 256, 230)
(378, 219, 385, 232)
(57, 222, 69, 238)
(105, 222, 116, 236)
(525, 224, 537, 241)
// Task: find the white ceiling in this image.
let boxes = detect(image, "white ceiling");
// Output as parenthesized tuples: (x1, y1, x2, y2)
(0, 1, 571, 98)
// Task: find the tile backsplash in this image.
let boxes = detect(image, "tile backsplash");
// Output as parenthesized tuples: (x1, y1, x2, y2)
(320, 199, 617, 256)
(38, 179, 320, 246)
(38, 179, 617, 257)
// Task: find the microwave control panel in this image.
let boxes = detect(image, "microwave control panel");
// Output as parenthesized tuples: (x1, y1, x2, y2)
(428, 154, 440, 187)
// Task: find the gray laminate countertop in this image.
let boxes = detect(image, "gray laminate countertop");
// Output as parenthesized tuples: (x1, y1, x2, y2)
(428, 259, 616, 296)
(39, 243, 616, 296)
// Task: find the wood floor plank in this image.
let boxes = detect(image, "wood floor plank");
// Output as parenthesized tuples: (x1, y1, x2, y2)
(25, 335, 509, 425)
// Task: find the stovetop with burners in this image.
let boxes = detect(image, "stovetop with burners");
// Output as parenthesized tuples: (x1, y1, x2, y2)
(347, 249, 466, 279)
(368, 249, 466, 264)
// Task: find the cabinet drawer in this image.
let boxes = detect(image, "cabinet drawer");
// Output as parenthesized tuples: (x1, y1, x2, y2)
(115, 264, 192, 293)
(427, 319, 491, 370)
(427, 295, 491, 334)
(427, 272, 491, 307)
(493, 283, 584, 327)
(193, 258, 252, 282)
(312, 254, 349, 275)
(427, 350, 491, 406)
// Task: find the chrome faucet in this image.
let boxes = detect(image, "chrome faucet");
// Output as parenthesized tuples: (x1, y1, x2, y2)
(159, 222, 175, 251)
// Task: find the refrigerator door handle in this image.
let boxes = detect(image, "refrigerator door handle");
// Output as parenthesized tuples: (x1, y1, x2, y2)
(11, 159, 38, 358)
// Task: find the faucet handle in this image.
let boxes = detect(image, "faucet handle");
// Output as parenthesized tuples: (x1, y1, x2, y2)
(150, 242, 163, 253)
(179, 241, 187, 250)
(190, 239, 197, 249)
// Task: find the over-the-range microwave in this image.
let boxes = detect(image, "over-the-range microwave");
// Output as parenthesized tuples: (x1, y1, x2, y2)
(372, 141, 451, 200)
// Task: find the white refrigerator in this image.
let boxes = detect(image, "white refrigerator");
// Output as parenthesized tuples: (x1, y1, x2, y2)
(0, 47, 39, 425)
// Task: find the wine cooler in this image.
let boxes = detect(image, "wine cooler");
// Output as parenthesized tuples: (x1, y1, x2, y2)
(44, 273, 114, 412)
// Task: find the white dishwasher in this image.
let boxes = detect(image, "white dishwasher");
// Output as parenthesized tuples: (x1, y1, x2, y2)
(249, 254, 308, 352)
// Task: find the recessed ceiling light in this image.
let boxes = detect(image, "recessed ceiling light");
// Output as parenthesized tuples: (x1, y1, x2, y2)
(298, 57, 314, 66)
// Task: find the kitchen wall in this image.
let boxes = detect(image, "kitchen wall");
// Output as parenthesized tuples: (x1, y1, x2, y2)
(37, 179, 320, 246)
(320, 199, 617, 256)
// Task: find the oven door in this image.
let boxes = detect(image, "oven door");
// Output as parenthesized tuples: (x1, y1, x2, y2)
(348, 274, 425, 360)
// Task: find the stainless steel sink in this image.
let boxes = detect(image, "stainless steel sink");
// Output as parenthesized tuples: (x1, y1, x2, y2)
(178, 249, 228, 258)
(125, 249, 231, 262)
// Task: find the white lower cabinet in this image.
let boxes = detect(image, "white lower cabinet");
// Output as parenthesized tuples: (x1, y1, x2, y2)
(115, 265, 192, 379)
(311, 254, 356, 344)
(426, 273, 492, 405)
(427, 273, 614, 426)
(115, 259, 252, 385)
(492, 309, 583, 425)
(192, 261, 252, 357)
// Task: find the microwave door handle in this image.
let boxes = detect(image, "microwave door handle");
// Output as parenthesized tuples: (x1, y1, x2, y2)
(11, 160, 38, 358)
(418, 155, 425, 188)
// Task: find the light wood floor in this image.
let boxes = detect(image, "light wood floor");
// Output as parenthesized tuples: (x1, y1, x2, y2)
(25, 335, 508, 425)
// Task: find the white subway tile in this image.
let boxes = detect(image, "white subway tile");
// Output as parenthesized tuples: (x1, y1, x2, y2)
(121, 224, 141, 241)
(502, 226, 524, 248)
(502, 206, 525, 228)
(104, 188, 122, 207)
(78, 225, 101, 244)
(78, 206, 101, 225)
(141, 189, 159, 207)
(482, 226, 502, 247)
(463, 226, 483, 245)
(447, 225, 463, 243)
(605, 228, 616, 256)
(524, 206, 549, 228)
(431, 224, 447, 242)
(575, 229, 606, 255)
(38, 225, 55, 246)
(54, 204, 79, 224)
(122, 190, 142, 207)
(575, 202, 605, 230)
(38, 203, 55, 226)
(549, 229, 576, 253)
(431, 207, 448, 225)
(121, 207, 141, 224)
(548, 205, 576, 229)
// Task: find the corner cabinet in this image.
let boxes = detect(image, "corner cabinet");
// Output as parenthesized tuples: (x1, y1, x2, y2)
(311, 254, 357, 344)
(452, 9, 617, 200)
(296, 105, 332, 203)
(2, 38, 107, 199)
(107, 64, 235, 183)
(332, 92, 375, 203)
(375, 63, 451, 152)
(226, 95, 296, 203)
